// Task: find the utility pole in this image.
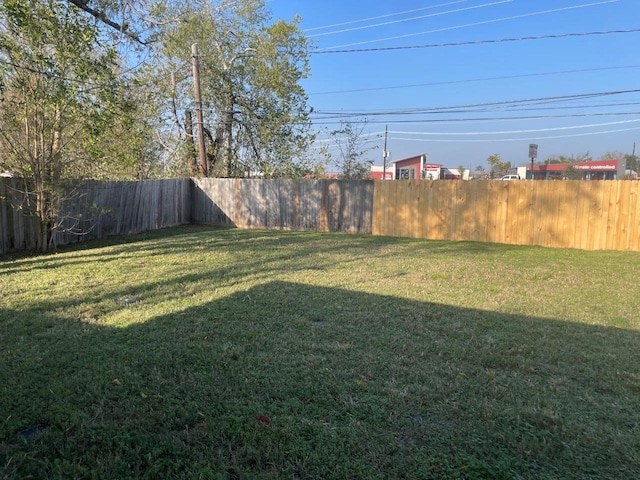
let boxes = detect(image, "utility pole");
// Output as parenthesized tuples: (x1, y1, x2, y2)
(225, 86, 234, 177)
(191, 44, 207, 176)
(382, 124, 389, 180)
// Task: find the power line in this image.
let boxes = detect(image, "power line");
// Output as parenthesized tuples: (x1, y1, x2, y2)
(390, 119, 640, 136)
(312, 28, 640, 54)
(309, 64, 640, 95)
(307, 0, 512, 38)
(309, 111, 640, 126)
(390, 125, 640, 143)
(310, 88, 640, 118)
(318, 0, 620, 51)
(304, 0, 470, 32)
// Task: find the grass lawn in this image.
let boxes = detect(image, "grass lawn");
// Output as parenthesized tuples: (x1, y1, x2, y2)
(1, 225, 640, 479)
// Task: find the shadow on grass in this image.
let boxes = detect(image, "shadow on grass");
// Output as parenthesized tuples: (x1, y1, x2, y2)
(0, 224, 533, 278)
(2, 280, 640, 479)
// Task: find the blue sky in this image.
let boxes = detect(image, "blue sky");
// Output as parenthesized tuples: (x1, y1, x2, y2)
(268, 0, 640, 170)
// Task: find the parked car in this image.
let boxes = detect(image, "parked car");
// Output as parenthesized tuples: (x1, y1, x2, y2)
(501, 175, 520, 181)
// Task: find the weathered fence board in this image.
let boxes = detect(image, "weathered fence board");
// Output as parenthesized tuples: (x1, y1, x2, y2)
(192, 178, 373, 234)
(0, 178, 39, 253)
(0, 178, 191, 254)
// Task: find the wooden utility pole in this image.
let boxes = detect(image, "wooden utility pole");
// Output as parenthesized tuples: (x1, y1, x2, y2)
(382, 124, 389, 180)
(185, 110, 197, 173)
(191, 44, 208, 176)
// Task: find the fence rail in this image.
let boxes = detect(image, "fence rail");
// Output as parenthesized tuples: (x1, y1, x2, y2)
(2, 177, 640, 255)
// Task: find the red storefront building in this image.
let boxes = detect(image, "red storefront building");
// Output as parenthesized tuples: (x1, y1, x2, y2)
(391, 154, 467, 180)
(529, 159, 622, 180)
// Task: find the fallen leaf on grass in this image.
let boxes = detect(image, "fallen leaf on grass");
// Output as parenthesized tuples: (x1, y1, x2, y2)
(257, 415, 271, 425)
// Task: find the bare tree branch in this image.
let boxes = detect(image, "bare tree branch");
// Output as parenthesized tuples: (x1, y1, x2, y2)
(66, 0, 147, 45)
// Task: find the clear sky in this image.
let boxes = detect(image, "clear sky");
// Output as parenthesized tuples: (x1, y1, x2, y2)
(268, 0, 640, 170)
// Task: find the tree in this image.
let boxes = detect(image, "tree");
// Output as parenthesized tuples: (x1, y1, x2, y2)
(151, 0, 320, 178)
(62, 0, 174, 45)
(562, 164, 583, 180)
(544, 152, 591, 165)
(0, 0, 139, 250)
(330, 120, 377, 179)
(600, 151, 625, 161)
(486, 153, 511, 178)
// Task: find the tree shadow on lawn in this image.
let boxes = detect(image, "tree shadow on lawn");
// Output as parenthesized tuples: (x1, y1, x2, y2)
(2, 281, 640, 479)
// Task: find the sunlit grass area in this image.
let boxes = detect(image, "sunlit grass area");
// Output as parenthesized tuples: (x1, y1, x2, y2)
(1, 225, 640, 479)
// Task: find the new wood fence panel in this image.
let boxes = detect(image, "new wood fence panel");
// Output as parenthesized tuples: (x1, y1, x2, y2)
(631, 182, 640, 251)
(615, 181, 631, 250)
(623, 182, 639, 251)
(418, 182, 431, 239)
(547, 181, 564, 248)
(371, 181, 385, 236)
(506, 182, 531, 245)
(484, 182, 499, 244)
(605, 182, 619, 251)
(373, 180, 640, 251)
(429, 182, 448, 240)
(467, 181, 486, 242)
(572, 181, 588, 250)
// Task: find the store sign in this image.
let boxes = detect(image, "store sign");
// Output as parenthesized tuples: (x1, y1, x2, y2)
(574, 162, 617, 171)
(529, 144, 538, 159)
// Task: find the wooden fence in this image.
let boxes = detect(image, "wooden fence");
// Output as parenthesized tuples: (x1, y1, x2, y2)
(3, 177, 640, 255)
(373, 180, 640, 251)
(192, 178, 373, 233)
(0, 178, 191, 254)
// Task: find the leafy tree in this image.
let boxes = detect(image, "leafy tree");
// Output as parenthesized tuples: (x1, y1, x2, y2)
(543, 152, 592, 165)
(487, 153, 511, 177)
(151, 0, 320, 178)
(330, 120, 377, 179)
(563, 164, 583, 180)
(543, 156, 567, 165)
(0, 0, 138, 250)
(62, 0, 167, 45)
(600, 151, 625, 161)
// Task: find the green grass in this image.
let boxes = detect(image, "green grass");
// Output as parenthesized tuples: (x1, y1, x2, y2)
(1, 225, 640, 479)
